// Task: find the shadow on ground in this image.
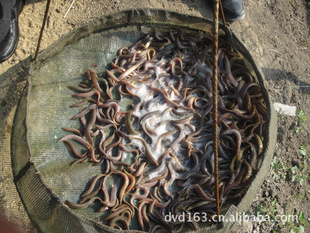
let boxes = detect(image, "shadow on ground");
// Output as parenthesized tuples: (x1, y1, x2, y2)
(262, 68, 310, 98)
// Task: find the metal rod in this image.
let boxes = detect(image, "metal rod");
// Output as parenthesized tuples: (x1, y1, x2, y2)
(34, 0, 51, 62)
(219, 0, 227, 30)
(212, 0, 220, 222)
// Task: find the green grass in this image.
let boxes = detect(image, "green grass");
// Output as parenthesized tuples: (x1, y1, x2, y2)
(257, 197, 279, 221)
(270, 108, 309, 232)
(271, 146, 309, 186)
(296, 109, 307, 134)
(271, 155, 288, 180)
(285, 210, 309, 233)
(289, 146, 309, 186)
(299, 145, 310, 158)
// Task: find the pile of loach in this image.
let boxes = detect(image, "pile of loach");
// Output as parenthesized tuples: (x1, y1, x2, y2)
(58, 28, 267, 232)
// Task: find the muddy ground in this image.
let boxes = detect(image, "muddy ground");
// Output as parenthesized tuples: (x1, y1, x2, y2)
(0, 0, 309, 232)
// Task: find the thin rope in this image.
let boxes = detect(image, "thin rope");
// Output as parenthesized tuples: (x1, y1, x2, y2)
(212, 0, 220, 222)
(64, 0, 76, 18)
(275, 85, 310, 102)
(34, 0, 51, 62)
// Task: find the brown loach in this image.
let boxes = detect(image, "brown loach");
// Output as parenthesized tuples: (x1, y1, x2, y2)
(57, 27, 267, 232)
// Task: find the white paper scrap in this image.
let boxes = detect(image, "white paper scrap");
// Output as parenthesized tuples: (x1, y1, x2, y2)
(273, 102, 296, 116)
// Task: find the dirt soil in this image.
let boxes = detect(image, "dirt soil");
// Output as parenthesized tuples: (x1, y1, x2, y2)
(0, 0, 309, 232)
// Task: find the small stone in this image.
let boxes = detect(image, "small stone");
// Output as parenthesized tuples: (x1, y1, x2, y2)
(262, 191, 269, 198)
(277, 126, 285, 142)
(292, 159, 300, 168)
(289, 122, 296, 130)
(268, 189, 276, 198)
(67, 19, 76, 26)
